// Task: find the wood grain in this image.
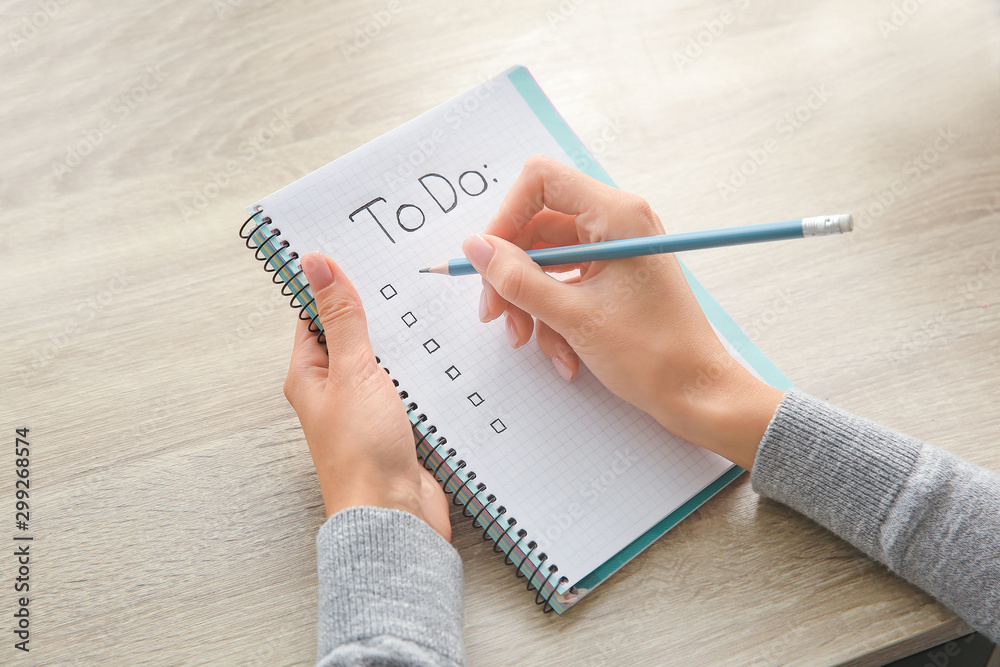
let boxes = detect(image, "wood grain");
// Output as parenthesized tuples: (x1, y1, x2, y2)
(1, 0, 997, 664)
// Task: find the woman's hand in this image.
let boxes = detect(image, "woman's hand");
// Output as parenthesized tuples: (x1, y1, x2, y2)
(463, 156, 783, 469)
(284, 253, 451, 540)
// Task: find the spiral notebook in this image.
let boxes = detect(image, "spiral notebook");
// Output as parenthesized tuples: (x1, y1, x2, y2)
(238, 65, 791, 613)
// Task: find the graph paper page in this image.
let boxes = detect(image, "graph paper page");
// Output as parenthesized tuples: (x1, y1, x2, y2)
(252, 68, 736, 587)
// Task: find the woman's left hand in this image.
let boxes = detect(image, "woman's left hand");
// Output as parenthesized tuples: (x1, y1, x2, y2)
(283, 252, 451, 541)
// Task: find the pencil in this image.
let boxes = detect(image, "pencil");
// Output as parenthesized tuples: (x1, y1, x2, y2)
(418, 214, 853, 276)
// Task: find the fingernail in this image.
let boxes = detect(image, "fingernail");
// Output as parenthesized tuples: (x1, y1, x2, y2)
(478, 290, 489, 322)
(552, 355, 574, 382)
(505, 316, 519, 348)
(301, 253, 334, 291)
(463, 234, 496, 272)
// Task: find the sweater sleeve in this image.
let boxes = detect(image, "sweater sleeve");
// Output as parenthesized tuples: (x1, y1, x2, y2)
(751, 389, 1000, 643)
(315, 506, 465, 666)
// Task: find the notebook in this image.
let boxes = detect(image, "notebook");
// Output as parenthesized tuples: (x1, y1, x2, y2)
(238, 65, 791, 614)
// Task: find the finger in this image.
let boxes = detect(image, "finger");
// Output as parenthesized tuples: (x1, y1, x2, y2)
(508, 208, 582, 249)
(299, 252, 379, 384)
(482, 210, 586, 322)
(481, 280, 503, 322)
(536, 320, 579, 382)
(479, 262, 590, 326)
(504, 305, 535, 349)
(290, 314, 329, 374)
(481, 268, 570, 324)
(483, 270, 578, 323)
(284, 315, 330, 405)
(479, 276, 535, 346)
(487, 155, 617, 241)
(463, 233, 581, 330)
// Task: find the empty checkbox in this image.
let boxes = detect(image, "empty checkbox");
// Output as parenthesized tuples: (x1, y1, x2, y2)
(467, 392, 484, 406)
(491, 419, 506, 433)
(445, 365, 461, 380)
(380, 284, 397, 300)
(401, 311, 417, 327)
(423, 339, 440, 354)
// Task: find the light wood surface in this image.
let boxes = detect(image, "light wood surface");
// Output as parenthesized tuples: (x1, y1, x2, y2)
(2, 0, 997, 664)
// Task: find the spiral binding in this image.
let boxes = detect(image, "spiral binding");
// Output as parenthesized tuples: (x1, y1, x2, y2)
(239, 208, 571, 612)
(239, 209, 325, 344)
(403, 393, 571, 613)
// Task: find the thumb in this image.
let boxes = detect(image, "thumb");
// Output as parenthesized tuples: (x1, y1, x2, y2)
(462, 234, 580, 329)
(300, 252, 377, 380)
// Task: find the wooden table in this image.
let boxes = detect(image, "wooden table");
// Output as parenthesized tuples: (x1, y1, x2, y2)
(3, 0, 997, 664)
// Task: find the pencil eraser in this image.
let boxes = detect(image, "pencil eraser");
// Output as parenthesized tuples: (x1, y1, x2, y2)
(802, 214, 854, 235)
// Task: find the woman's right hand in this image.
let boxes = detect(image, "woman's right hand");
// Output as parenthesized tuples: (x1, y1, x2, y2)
(462, 156, 783, 469)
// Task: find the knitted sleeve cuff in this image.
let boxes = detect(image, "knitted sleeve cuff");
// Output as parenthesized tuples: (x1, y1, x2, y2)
(315, 506, 465, 665)
(750, 389, 923, 560)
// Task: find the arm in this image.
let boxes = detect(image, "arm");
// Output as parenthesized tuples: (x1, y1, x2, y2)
(316, 507, 464, 667)
(285, 254, 465, 666)
(471, 155, 999, 644)
(753, 390, 1000, 643)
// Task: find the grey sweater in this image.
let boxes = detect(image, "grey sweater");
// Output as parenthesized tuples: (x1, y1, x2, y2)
(315, 390, 1000, 665)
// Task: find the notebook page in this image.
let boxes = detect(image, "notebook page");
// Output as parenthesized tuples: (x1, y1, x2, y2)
(252, 70, 734, 587)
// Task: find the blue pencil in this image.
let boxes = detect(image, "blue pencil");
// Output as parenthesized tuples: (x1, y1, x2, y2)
(419, 214, 853, 276)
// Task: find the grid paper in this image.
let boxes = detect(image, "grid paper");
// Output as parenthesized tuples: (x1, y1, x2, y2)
(251, 71, 735, 588)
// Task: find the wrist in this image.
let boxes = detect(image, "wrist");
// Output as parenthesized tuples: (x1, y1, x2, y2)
(318, 462, 422, 518)
(653, 353, 783, 470)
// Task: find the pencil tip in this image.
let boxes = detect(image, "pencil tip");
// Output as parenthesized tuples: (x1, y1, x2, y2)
(420, 262, 449, 275)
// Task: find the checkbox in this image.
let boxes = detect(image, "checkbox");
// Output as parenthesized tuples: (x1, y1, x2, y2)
(491, 419, 506, 433)
(401, 311, 417, 327)
(380, 284, 397, 300)
(423, 339, 440, 354)
(445, 365, 461, 380)
(467, 392, 484, 406)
